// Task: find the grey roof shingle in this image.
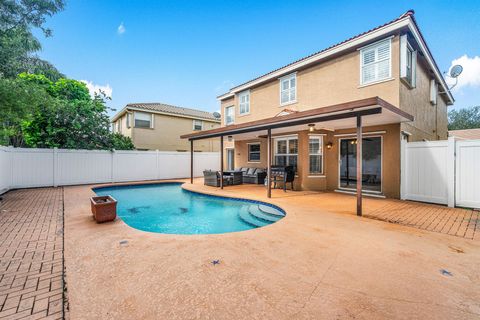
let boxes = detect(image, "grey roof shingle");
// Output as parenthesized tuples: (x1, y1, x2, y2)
(124, 103, 220, 121)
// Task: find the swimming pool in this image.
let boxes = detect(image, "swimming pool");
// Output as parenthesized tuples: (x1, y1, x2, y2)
(93, 183, 285, 235)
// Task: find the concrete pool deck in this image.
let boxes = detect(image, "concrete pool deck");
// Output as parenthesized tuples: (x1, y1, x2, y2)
(60, 179, 480, 319)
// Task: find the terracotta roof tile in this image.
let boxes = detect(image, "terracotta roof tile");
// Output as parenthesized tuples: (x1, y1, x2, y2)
(125, 103, 220, 121)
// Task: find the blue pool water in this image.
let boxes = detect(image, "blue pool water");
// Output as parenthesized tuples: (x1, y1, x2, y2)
(93, 183, 285, 235)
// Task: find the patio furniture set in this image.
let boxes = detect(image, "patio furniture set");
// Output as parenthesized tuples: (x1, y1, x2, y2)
(203, 165, 295, 191)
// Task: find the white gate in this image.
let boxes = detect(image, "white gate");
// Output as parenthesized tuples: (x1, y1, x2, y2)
(456, 140, 480, 208)
(402, 140, 452, 205)
(402, 137, 480, 208)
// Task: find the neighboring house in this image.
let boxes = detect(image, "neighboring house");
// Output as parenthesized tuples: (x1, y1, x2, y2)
(181, 10, 454, 199)
(449, 128, 480, 140)
(112, 103, 221, 151)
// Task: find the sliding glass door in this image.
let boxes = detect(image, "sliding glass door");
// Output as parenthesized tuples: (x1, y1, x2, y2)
(339, 137, 382, 192)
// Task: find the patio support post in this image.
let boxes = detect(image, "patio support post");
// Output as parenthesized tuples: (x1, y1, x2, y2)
(267, 128, 272, 198)
(220, 135, 224, 189)
(190, 140, 193, 184)
(356, 115, 363, 216)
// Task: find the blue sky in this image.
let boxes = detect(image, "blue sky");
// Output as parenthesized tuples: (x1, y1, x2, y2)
(35, 0, 480, 116)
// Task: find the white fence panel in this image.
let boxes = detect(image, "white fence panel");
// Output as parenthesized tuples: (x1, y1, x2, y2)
(57, 150, 112, 185)
(0, 147, 10, 193)
(456, 140, 480, 208)
(0, 147, 220, 193)
(114, 151, 158, 182)
(11, 148, 54, 188)
(403, 140, 449, 205)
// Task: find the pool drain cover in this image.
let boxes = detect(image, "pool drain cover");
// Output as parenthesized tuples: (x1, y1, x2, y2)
(180, 207, 188, 213)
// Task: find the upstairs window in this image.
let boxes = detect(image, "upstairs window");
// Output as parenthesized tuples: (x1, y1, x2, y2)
(248, 143, 260, 162)
(193, 119, 203, 131)
(360, 38, 391, 85)
(238, 91, 250, 115)
(111, 123, 115, 133)
(225, 106, 235, 125)
(117, 120, 122, 133)
(126, 113, 131, 128)
(134, 112, 153, 128)
(280, 73, 296, 105)
(400, 34, 417, 88)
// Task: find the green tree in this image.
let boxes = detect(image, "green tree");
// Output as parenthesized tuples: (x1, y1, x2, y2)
(18, 76, 134, 150)
(0, 0, 65, 79)
(448, 106, 480, 130)
(0, 76, 52, 146)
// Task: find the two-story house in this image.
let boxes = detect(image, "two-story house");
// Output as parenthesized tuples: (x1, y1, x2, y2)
(181, 10, 454, 200)
(112, 103, 221, 152)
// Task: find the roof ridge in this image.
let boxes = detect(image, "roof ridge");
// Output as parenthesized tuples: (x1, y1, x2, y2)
(126, 102, 215, 115)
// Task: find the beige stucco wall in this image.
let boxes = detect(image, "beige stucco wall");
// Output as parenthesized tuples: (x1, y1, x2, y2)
(399, 54, 449, 141)
(221, 35, 401, 125)
(113, 113, 220, 151)
(232, 123, 401, 198)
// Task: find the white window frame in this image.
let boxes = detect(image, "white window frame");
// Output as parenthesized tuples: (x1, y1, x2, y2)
(359, 38, 392, 86)
(193, 119, 203, 131)
(117, 120, 122, 133)
(238, 90, 250, 115)
(308, 135, 324, 175)
(274, 135, 298, 171)
(400, 34, 417, 88)
(134, 111, 153, 129)
(279, 73, 297, 106)
(247, 143, 261, 162)
(224, 105, 235, 125)
(111, 123, 115, 133)
(430, 79, 438, 105)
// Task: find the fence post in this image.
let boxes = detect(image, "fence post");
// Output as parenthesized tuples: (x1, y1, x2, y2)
(8, 146, 14, 190)
(400, 135, 407, 200)
(156, 150, 160, 180)
(447, 136, 455, 207)
(111, 149, 115, 183)
(53, 147, 58, 187)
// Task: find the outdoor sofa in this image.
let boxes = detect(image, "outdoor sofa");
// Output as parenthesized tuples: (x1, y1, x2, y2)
(235, 167, 267, 184)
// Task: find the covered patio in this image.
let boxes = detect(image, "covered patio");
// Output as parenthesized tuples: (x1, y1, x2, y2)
(181, 97, 414, 216)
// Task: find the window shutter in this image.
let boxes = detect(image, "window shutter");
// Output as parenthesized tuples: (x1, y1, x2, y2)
(400, 34, 407, 79)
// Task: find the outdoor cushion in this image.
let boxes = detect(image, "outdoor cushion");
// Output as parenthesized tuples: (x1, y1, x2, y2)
(246, 168, 256, 175)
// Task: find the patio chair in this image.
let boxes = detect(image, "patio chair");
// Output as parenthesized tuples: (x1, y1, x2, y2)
(203, 170, 233, 187)
(270, 165, 295, 191)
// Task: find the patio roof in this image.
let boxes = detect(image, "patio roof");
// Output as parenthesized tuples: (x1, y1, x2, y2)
(180, 97, 413, 141)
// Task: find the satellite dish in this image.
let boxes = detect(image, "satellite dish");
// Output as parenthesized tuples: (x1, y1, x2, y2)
(212, 112, 221, 118)
(450, 65, 463, 78)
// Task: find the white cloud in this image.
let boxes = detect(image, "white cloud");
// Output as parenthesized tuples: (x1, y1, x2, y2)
(117, 22, 126, 35)
(81, 80, 112, 98)
(447, 55, 480, 90)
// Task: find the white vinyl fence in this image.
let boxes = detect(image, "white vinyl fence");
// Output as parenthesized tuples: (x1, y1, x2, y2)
(401, 137, 480, 209)
(0, 146, 220, 194)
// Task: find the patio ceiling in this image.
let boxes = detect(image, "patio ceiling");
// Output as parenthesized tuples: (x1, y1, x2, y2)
(180, 97, 413, 141)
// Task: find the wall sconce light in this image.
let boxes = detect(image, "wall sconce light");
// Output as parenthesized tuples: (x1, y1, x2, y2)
(308, 124, 315, 132)
(326, 142, 333, 149)
(227, 135, 233, 142)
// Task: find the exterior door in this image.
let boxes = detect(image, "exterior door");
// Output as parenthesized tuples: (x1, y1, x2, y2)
(227, 149, 235, 171)
(339, 137, 382, 193)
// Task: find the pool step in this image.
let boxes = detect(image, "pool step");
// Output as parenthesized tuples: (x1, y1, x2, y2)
(238, 207, 269, 228)
(248, 205, 282, 223)
(258, 204, 285, 217)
